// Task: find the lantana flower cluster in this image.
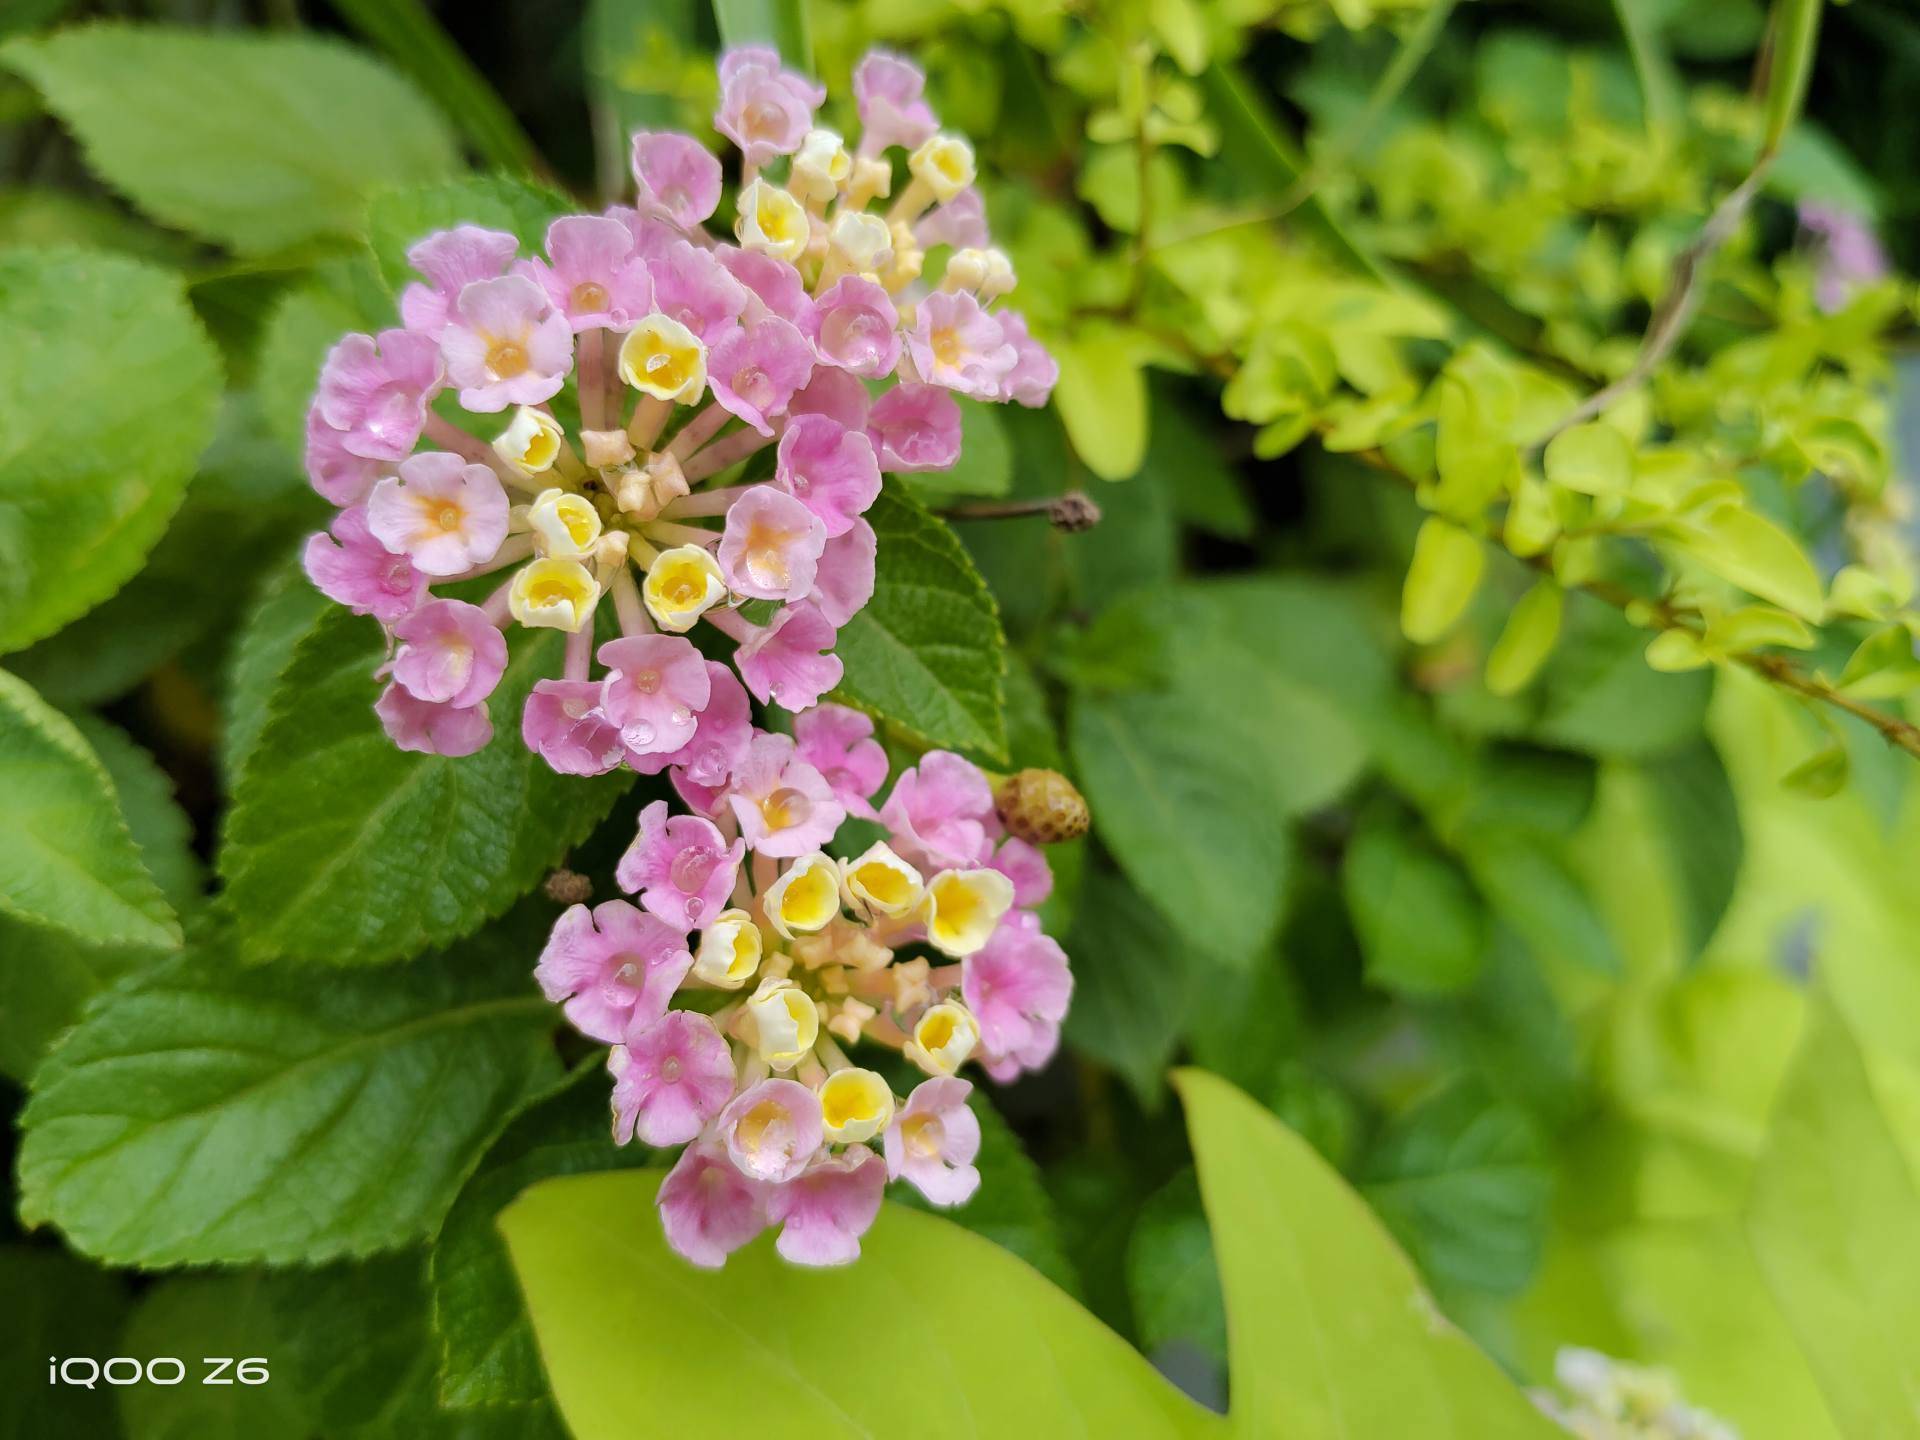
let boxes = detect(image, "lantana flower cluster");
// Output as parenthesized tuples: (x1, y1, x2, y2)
(1534, 1349, 1738, 1440)
(300, 45, 1057, 765)
(534, 708, 1075, 1267)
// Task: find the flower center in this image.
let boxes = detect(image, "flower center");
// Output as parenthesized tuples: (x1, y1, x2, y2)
(903, 1112, 944, 1159)
(435, 504, 464, 532)
(572, 281, 610, 313)
(930, 326, 962, 368)
(734, 365, 774, 408)
(633, 668, 662, 695)
(488, 340, 529, 378)
(659, 1056, 684, 1082)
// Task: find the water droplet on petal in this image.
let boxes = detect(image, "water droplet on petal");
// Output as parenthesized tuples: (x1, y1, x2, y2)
(626, 720, 656, 747)
(670, 705, 692, 726)
(684, 896, 706, 922)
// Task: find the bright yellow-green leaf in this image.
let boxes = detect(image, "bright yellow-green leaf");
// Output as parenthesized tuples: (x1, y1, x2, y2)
(1747, 996, 1920, 1434)
(1780, 743, 1849, 799)
(500, 1170, 1218, 1439)
(1543, 421, 1634, 496)
(1504, 471, 1559, 557)
(1174, 1069, 1564, 1438)
(1486, 580, 1564, 695)
(1402, 517, 1485, 643)
(1676, 505, 1826, 622)
(1054, 327, 1149, 479)
(1838, 626, 1920, 700)
(1646, 629, 1712, 672)
(1703, 606, 1816, 653)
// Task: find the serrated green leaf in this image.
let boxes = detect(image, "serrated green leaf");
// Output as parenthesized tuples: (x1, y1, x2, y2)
(1747, 997, 1920, 1435)
(365, 175, 572, 297)
(1359, 1083, 1549, 1296)
(1, 25, 456, 254)
(0, 249, 221, 653)
(831, 482, 1008, 761)
(1345, 812, 1487, 997)
(500, 1170, 1216, 1439)
(432, 1067, 653, 1411)
(0, 669, 177, 951)
(221, 557, 330, 788)
(1174, 1069, 1564, 1438)
(18, 929, 562, 1268)
(117, 1274, 309, 1440)
(219, 610, 628, 966)
(71, 717, 201, 920)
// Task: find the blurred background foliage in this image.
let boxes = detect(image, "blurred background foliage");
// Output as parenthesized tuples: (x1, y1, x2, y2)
(4, 0, 1920, 1436)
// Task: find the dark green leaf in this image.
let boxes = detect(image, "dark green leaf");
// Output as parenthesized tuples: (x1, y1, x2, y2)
(1064, 865, 1192, 1107)
(1345, 810, 1487, 996)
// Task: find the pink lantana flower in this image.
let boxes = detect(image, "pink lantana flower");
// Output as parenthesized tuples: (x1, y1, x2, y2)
(522, 679, 626, 776)
(989, 835, 1055, 909)
(788, 367, 872, 432)
(610, 1009, 736, 1146)
(767, 1147, 887, 1265)
(775, 415, 881, 537)
(304, 408, 382, 505)
(303, 504, 427, 622)
(365, 452, 510, 577)
(853, 49, 938, 155)
(650, 240, 750, 345)
(616, 799, 745, 930)
(374, 683, 492, 757)
(658, 1142, 768, 1268)
(389, 598, 507, 708)
(917, 187, 991, 250)
(793, 704, 889, 818)
(880, 750, 1000, 872)
(528, 215, 653, 331)
(717, 486, 827, 601)
(440, 273, 574, 411)
(719, 1077, 825, 1183)
(994, 309, 1060, 408)
(884, 1077, 982, 1205)
(868, 382, 962, 472)
(808, 519, 877, 628)
(813, 276, 900, 378)
(707, 316, 815, 435)
(726, 732, 845, 857)
(632, 131, 723, 231)
(598, 634, 711, 759)
(735, 601, 844, 712)
(717, 247, 818, 336)
(534, 898, 695, 1044)
(908, 290, 1017, 398)
(714, 45, 824, 168)
(658, 661, 753, 789)
(399, 224, 519, 334)
(314, 328, 444, 461)
(963, 916, 1074, 1081)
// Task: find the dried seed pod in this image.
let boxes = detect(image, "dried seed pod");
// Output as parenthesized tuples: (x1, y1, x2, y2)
(994, 768, 1089, 845)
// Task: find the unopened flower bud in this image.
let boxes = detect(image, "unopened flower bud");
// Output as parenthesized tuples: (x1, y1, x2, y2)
(743, 977, 819, 1070)
(909, 134, 976, 204)
(641, 544, 726, 631)
(615, 450, 690, 520)
(764, 851, 842, 939)
(904, 1001, 979, 1076)
(580, 427, 635, 469)
(846, 154, 892, 208)
(828, 210, 893, 276)
(693, 907, 762, 988)
(819, 1067, 894, 1143)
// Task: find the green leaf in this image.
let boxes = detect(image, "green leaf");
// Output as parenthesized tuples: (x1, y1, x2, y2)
(1173, 1068, 1564, 1438)
(17, 927, 562, 1267)
(0, 669, 178, 951)
(1359, 1083, 1549, 1297)
(1063, 865, 1192, 1108)
(0, 249, 220, 653)
(432, 1067, 653, 1411)
(1401, 517, 1485, 644)
(324, 0, 542, 176)
(1345, 811, 1487, 997)
(1458, 826, 1622, 977)
(1533, 593, 1711, 758)
(500, 1170, 1216, 1439)
(1747, 996, 1920, 1433)
(1053, 326, 1149, 480)
(221, 557, 329, 788)
(1640, 740, 1744, 959)
(6, 396, 322, 708)
(1762, 0, 1824, 151)
(1127, 1170, 1228, 1366)
(71, 717, 201, 920)
(365, 176, 572, 297)
(1543, 421, 1633, 496)
(710, 0, 812, 73)
(831, 482, 1008, 761)
(0, 25, 457, 254)
(218, 610, 628, 966)
(0, 1247, 129, 1440)
(117, 1274, 310, 1440)
(1485, 580, 1564, 697)
(1676, 504, 1826, 622)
